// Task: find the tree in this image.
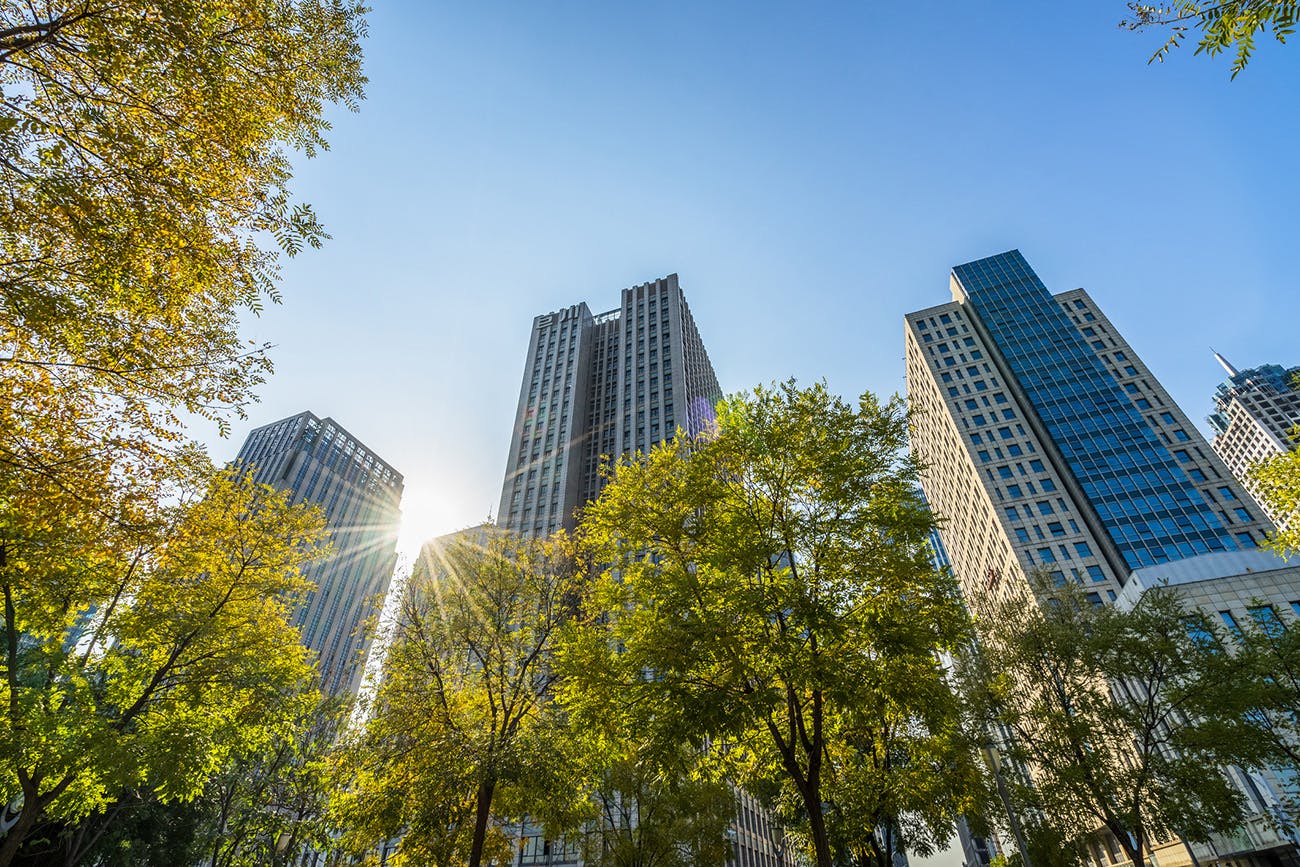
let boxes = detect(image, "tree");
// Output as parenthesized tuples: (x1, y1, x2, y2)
(1122, 1, 1298, 77)
(1248, 447, 1300, 554)
(960, 578, 1267, 867)
(576, 745, 734, 867)
(0, 0, 368, 442)
(0, 462, 328, 866)
(568, 381, 979, 867)
(331, 530, 585, 867)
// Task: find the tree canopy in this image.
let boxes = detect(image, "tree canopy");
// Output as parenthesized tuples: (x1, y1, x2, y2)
(0, 464, 328, 866)
(1123, 1, 1297, 76)
(563, 381, 982, 867)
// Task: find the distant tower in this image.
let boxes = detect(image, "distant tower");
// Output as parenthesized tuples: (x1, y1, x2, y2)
(1208, 353, 1300, 529)
(497, 273, 722, 537)
(235, 412, 403, 695)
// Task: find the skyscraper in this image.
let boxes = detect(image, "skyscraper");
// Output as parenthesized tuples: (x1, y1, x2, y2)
(906, 250, 1293, 867)
(904, 249, 1273, 608)
(235, 412, 403, 696)
(1208, 354, 1300, 529)
(498, 273, 721, 537)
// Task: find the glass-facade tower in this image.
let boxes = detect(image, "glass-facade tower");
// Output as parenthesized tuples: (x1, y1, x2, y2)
(952, 251, 1236, 570)
(905, 250, 1271, 609)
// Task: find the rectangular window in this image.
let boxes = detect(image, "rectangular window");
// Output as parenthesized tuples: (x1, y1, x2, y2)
(1248, 606, 1285, 637)
(999, 427, 1014, 440)
(978, 450, 991, 462)
(1135, 398, 1151, 409)
(1174, 450, 1191, 462)
(998, 466, 1014, 479)
(1048, 522, 1065, 536)
(1087, 565, 1105, 582)
(1007, 484, 1022, 498)
(1189, 468, 1207, 482)
(1236, 532, 1256, 548)
(1007, 444, 1023, 456)
(1040, 478, 1057, 492)
(971, 433, 983, 445)
(1030, 459, 1045, 472)
(1015, 528, 1031, 543)
(1074, 541, 1094, 557)
(1004, 506, 1019, 521)
(972, 414, 987, 426)
(1234, 507, 1253, 522)
(1160, 412, 1176, 424)
(1037, 547, 1056, 563)
(1037, 501, 1054, 516)
(1218, 487, 1236, 500)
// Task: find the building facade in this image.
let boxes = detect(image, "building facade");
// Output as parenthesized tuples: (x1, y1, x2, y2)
(904, 249, 1271, 610)
(497, 273, 722, 538)
(905, 249, 1288, 867)
(1208, 354, 1300, 530)
(235, 411, 403, 696)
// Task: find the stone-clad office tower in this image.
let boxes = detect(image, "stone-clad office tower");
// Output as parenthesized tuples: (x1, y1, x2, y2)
(498, 273, 722, 537)
(904, 250, 1272, 608)
(1208, 353, 1300, 530)
(235, 412, 403, 695)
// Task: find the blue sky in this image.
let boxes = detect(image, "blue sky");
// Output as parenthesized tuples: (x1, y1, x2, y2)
(198, 1, 1299, 575)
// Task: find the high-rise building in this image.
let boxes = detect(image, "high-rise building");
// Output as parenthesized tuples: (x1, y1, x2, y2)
(905, 250, 1293, 867)
(497, 273, 721, 537)
(1208, 354, 1300, 529)
(904, 249, 1272, 609)
(235, 412, 403, 696)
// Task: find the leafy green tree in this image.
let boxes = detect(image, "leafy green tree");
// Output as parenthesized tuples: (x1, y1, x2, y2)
(0, 463, 327, 866)
(960, 578, 1267, 867)
(1249, 448, 1300, 554)
(576, 744, 734, 867)
(566, 381, 978, 867)
(1123, 1, 1298, 77)
(0, 0, 368, 442)
(331, 530, 586, 867)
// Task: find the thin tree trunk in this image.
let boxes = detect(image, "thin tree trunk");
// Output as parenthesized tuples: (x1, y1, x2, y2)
(467, 777, 497, 867)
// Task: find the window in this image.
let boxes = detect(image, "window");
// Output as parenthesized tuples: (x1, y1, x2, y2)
(1183, 618, 1217, 649)
(1124, 365, 1138, 376)
(1248, 606, 1285, 637)
(1074, 541, 1094, 557)
(1048, 522, 1065, 536)
(1037, 547, 1056, 563)
(1074, 300, 1086, 310)
(1124, 382, 1140, 394)
(1040, 478, 1057, 492)
(948, 386, 960, 397)
(1219, 611, 1241, 635)
(1218, 487, 1236, 500)
(1135, 398, 1151, 409)
(978, 450, 991, 463)
(1189, 468, 1207, 482)
(1002, 409, 1016, 420)
(999, 427, 1014, 440)
(971, 433, 983, 445)
(1086, 592, 1103, 606)
(972, 414, 987, 426)
(1030, 459, 1045, 472)
(1160, 412, 1176, 424)
(1174, 450, 1191, 462)
(998, 466, 1014, 479)
(993, 393, 1007, 404)
(1234, 507, 1253, 522)
(1236, 532, 1256, 548)
(1037, 501, 1055, 516)
(1087, 565, 1106, 583)
(1015, 528, 1031, 543)
(1007, 444, 1023, 456)
(1007, 484, 1022, 497)
(1004, 507, 1020, 521)
(1173, 429, 1190, 441)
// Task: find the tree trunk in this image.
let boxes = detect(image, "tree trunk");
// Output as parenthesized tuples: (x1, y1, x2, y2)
(804, 790, 833, 867)
(0, 796, 41, 867)
(467, 777, 497, 867)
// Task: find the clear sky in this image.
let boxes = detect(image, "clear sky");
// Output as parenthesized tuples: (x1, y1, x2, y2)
(199, 0, 1298, 574)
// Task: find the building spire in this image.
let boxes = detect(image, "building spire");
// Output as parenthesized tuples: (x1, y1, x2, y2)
(1212, 348, 1239, 378)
